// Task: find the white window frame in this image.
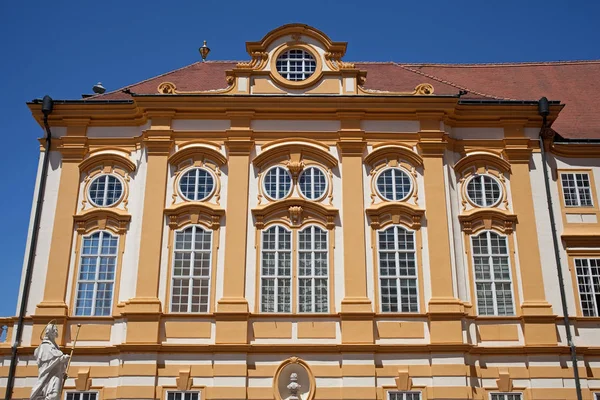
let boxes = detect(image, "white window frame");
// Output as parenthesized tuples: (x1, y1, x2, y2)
(377, 225, 419, 313)
(298, 166, 328, 201)
(466, 174, 503, 207)
(74, 231, 118, 317)
(561, 172, 594, 207)
(490, 393, 523, 400)
(178, 167, 216, 202)
(297, 225, 329, 313)
(170, 225, 213, 313)
(263, 166, 293, 201)
(471, 231, 515, 316)
(165, 391, 201, 400)
(574, 258, 600, 317)
(275, 49, 317, 81)
(87, 174, 123, 207)
(65, 391, 99, 400)
(387, 391, 422, 400)
(375, 167, 413, 202)
(260, 224, 292, 313)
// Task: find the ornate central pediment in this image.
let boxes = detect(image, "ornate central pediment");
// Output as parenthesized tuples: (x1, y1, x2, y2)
(157, 23, 434, 96)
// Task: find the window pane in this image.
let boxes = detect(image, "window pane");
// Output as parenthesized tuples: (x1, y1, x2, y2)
(261, 226, 292, 312)
(264, 166, 292, 200)
(276, 49, 316, 81)
(378, 226, 418, 313)
(299, 167, 327, 200)
(467, 175, 502, 207)
(171, 226, 212, 313)
(562, 172, 593, 207)
(576, 258, 600, 317)
(377, 168, 412, 201)
(297, 226, 329, 313)
(89, 175, 123, 207)
(75, 231, 117, 316)
(179, 168, 215, 201)
(471, 231, 514, 316)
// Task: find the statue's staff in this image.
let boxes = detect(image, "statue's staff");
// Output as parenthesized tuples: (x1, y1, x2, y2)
(61, 324, 82, 392)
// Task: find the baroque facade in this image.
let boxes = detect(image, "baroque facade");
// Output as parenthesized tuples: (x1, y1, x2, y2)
(2, 23, 600, 400)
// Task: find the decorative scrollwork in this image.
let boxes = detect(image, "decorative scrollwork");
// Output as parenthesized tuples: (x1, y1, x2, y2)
(414, 83, 434, 95)
(286, 160, 305, 178)
(236, 51, 269, 70)
(157, 82, 177, 94)
(289, 206, 303, 225)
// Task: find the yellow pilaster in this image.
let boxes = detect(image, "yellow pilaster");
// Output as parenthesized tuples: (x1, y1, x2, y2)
(124, 112, 173, 344)
(418, 115, 463, 344)
(503, 122, 555, 346)
(337, 113, 374, 344)
(215, 111, 254, 344)
(36, 120, 89, 320)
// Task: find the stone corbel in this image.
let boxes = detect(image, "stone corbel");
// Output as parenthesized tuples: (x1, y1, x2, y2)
(75, 368, 92, 391)
(496, 369, 512, 392)
(395, 369, 412, 391)
(176, 368, 193, 391)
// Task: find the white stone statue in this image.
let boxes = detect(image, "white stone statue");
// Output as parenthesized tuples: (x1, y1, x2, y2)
(30, 322, 69, 400)
(286, 372, 301, 400)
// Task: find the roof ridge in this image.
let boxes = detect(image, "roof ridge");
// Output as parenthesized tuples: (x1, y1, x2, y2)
(87, 60, 205, 99)
(393, 63, 508, 100)
(387, 60, 600, 67)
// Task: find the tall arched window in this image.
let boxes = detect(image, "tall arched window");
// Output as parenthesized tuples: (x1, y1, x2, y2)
(75, 231, 118, 316)
(171, 225, 212, 313)
(298, 225, 329, 313)
(471, 231, 514, 316)
(377, 225, 418, 313)
(260, 225, 292, 312)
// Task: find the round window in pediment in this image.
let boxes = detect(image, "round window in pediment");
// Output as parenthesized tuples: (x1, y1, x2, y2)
(275, 49, 317, 82)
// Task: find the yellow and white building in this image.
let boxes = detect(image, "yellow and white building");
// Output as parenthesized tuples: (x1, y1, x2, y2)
(2, 23, 600, 400)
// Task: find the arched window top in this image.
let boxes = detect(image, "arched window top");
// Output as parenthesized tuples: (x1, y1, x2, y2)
(253, 139, 338, 169)
(364, 144, 423, 168)
(79, 149, 136, 174)
(454, 151, 511, 175)
(168, 142, 227, 168)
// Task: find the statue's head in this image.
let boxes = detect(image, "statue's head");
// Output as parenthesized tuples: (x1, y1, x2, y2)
(290, 372, 298, 382)
(41, 321, 58, 341)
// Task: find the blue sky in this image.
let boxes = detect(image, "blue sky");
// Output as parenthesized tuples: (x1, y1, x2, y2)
(0, 0, 598, 317)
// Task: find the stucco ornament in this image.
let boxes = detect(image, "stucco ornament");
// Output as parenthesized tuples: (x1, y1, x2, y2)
(30, 322, 69, 400)
(286, 372, 301, 400)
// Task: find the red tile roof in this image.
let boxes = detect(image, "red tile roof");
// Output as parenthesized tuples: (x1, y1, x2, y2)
(92, 60, 600, 139)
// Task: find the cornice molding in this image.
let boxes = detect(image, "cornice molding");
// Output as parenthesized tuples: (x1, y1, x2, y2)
(74, 208, 131, 234)
(252, 198, 338, 229)
(164, 202, 225, 230)
(458, 208, 518, 234)
(366, 202, 425, 230)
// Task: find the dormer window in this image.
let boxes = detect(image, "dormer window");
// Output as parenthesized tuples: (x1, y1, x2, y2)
(275, 49, 316, 81)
